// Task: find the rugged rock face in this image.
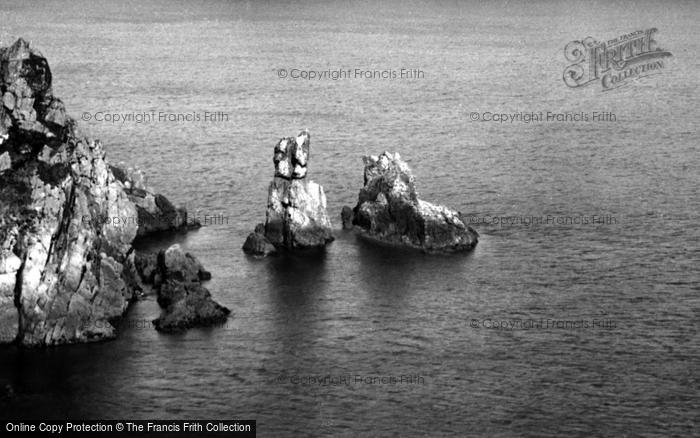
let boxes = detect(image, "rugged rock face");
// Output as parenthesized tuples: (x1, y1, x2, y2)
(347, 152, 478, 253)
(109, 164, 201, 237)
(243, 130, 333, 256)
(0, 251, 21, 343)
(0, 39, 140, 345)
(0, 39, 210, 346)
(133, 244, 229, 332)
(273, 129, 309, 180)
(265, 176, 334, 248)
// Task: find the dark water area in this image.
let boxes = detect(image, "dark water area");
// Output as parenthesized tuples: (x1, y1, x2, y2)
(1, 0, 699, 436)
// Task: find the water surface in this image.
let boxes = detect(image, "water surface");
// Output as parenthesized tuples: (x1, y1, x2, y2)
(1, 1, 699, 436)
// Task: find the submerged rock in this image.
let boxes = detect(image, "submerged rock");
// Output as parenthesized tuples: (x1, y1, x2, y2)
(348, 152, 478, 253)
(243, 130, 333, 255)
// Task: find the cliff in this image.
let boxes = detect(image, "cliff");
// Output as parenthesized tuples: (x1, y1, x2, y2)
(0, 38, 224, 346)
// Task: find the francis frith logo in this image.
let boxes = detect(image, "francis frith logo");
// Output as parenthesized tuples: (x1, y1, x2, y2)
(563, 28, 672, 91)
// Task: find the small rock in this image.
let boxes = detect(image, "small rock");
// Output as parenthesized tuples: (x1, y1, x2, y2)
(2, 92, 15, 111)
(0, 152, 11, 173)
(242, 231, 277, 257)
(153, 281, 230, 333)
(43, 97, 67, 128)
(341, 206, 354, 230)
(134, 251, 158, 284)
(149, 244, 228, 332)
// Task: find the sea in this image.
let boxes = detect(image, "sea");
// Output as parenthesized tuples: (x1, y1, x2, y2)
(0, 0, 698, 436)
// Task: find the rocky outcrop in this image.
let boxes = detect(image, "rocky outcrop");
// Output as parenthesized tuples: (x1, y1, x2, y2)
(346, 152, 478, 253)
(109, 164, 201, 237)
(243, 130, 333, 256)
(242, 223, 277, 257)
(0, 39, 210, 346)
(132, 245, 229, 332)
(0, 38, 139, 346)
